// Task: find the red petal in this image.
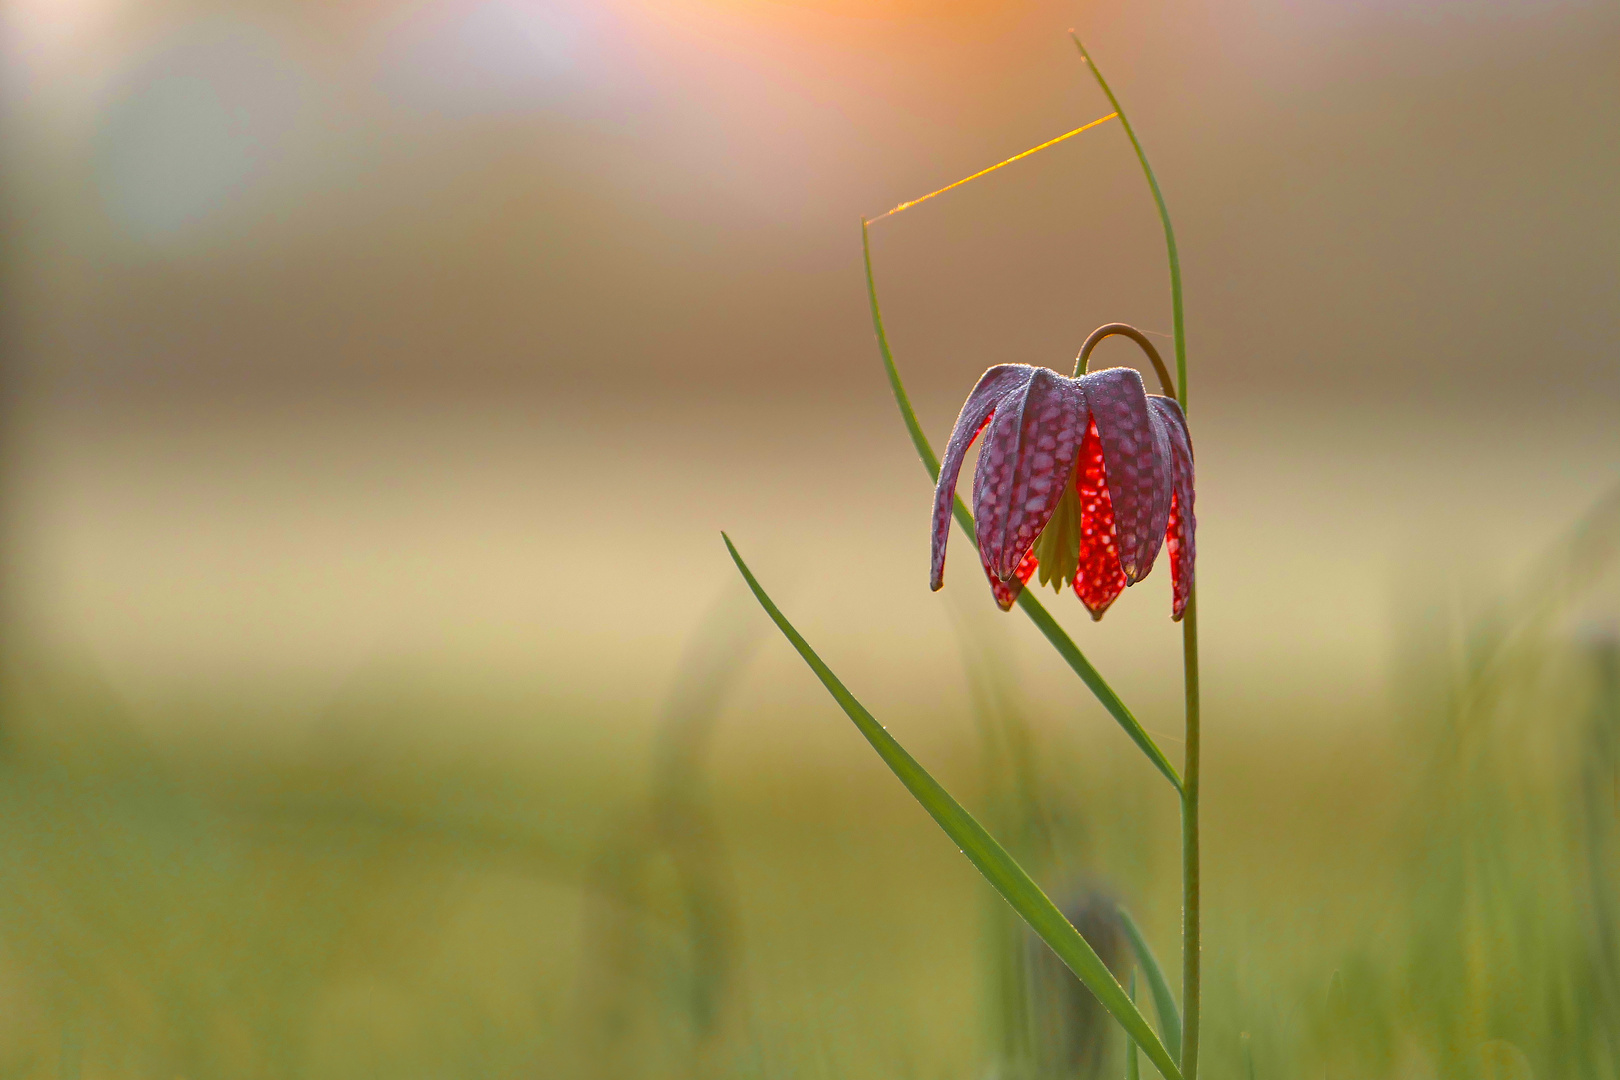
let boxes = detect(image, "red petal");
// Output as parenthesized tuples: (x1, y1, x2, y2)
(1166, 492, 1188, 619)
(1079, 367, 1172, 585)
(931, 366, 1036, 591)
(1073, 418, 1128, 620)
(973, 369, 1087, 584)
(1149, 397, 1195, 620)
(985, 548, 1039, 612)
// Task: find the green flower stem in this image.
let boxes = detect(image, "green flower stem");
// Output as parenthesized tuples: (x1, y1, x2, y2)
(1070, 34, 1202, 1077)
(861, 221, 1183, 795)
(1180, 591, 1202, 1077)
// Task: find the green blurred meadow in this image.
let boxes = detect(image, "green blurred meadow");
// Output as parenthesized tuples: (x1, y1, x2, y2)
(2, 0, 1619, 1075)
(0, 481, 1617, 1078)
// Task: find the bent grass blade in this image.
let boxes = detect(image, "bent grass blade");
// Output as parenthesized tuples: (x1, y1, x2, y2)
(722, 534, 1184, 1080)
(861, 220, 1182, 793)
(1119, 904, 1183, 1062)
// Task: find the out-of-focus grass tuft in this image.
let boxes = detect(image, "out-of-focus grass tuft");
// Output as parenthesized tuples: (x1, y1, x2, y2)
(0, 486, 1615, 1077)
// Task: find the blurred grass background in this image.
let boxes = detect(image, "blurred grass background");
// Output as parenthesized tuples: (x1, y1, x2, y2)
(1, 0, 1618, 1075)
(0, 483, 1614, 1078)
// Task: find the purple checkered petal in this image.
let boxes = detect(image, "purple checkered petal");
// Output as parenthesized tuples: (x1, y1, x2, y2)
(1149, 396, 1196, 619)
(974, 369, 1088, 583)
(1079, 367, 1171, 584)
(930, 365, 1035, 591)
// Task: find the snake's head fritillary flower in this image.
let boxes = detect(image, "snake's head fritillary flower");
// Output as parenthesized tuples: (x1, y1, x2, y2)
(929, 331, 1194, 620)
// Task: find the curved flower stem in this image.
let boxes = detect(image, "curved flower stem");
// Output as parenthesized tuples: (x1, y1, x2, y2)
(1073, 322, 1176, 398)
(862, 220, 1183, 794)
(1071, 33, 1201, 1078)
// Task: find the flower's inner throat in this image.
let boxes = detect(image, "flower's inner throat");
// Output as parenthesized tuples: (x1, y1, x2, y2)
(1029, 418, 1128, 618)
(1031, 461, 1083, 591)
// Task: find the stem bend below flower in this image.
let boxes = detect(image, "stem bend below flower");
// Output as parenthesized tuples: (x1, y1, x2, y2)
(1075, 323, 1177, 400)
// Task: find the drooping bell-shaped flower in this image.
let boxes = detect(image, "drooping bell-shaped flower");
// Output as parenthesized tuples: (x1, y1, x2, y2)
(929, 328, 1194, 620)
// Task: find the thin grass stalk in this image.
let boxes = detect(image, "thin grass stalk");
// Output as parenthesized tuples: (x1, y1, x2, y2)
(1070, 34, 1202, 1076)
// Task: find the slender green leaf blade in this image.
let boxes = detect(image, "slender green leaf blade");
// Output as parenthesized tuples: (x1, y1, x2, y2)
(861, 220, 1181, 793)
(1119, 904, 1183, 1062)
(1069, 34, 1187, 413)
(1126, 970, 1142, 1080)
(722, 534, 1183, 1080)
